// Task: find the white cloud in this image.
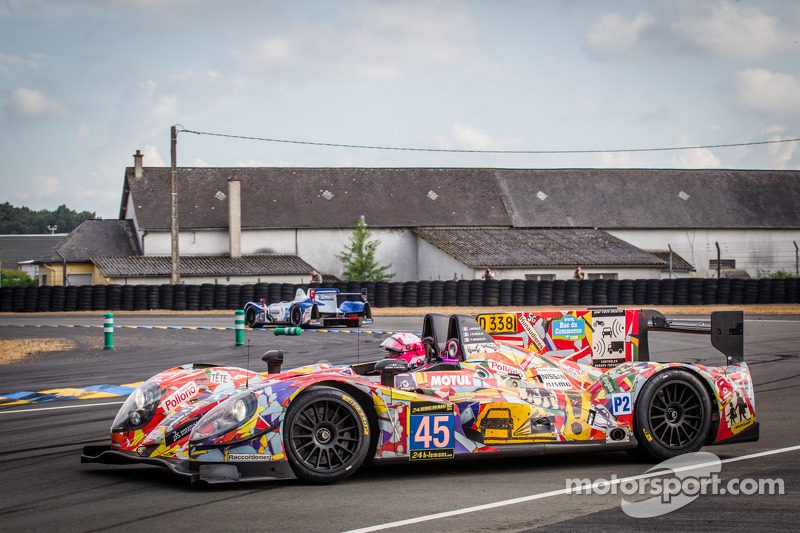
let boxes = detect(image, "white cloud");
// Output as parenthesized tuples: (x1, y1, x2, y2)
(234, 2, 477, 81)
(757, 126, 799, 170)
(31, 175, 61, 196)
(5, 87, 66, 119)
(675, 2, 784, 61)
(142, 145, 166, 166)
(77, 122, 90, 140)
(597, 152, 637, 168)
(672, 147, 721, 168)
(585, 12, 654, 57)
(434, 123, 502, 151)
(734, 69, 800, 118)
(0, 52, 41, 73)
(154, 94, 177, 116)
(190, 158, 213, 167)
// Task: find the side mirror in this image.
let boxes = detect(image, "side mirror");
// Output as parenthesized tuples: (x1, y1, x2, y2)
(374, 358, 409, 387)
(262, 350, 284, 374)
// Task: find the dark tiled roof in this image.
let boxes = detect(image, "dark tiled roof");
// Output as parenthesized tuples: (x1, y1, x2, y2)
(0, 234, 66, 268)
(40, 220, 140, 262)
(646, 250, 696, 272)
(496, 168, 800, 229)
(120, 167, 800, 231)
(414, 227, 665, 268)
(92, 255, 314, 277)
(121, 167, 511, 231)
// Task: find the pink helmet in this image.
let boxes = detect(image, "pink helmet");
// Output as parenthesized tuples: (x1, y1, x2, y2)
(380, 332, 426, 367)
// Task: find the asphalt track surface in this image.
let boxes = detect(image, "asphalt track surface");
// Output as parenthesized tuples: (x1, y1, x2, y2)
(0, 313, 798, 532)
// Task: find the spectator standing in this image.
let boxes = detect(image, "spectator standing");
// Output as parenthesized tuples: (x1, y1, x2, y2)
(573, 266, 585, 280)
(482, 268, 496, 280)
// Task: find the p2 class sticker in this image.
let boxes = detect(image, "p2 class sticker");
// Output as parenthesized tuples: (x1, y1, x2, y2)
(610, 392, 632, 416)
(407, 402, 456, 460)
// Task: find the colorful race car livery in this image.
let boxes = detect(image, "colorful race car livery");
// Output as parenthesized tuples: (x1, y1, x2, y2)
(82, 310, 757, 484)
(243, 287, 372, 328)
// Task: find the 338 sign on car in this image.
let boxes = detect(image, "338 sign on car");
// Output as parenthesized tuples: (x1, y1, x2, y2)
(477, 313, 518, 334)
(408, 403, 456, 460)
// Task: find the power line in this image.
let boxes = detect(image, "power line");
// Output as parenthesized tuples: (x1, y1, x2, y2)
(176, 126, 800, 155)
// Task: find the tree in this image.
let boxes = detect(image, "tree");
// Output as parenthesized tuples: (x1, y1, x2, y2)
(0, 269, 35, 287)
(337, 216, 393, 281)
(0, 202, 97, 234)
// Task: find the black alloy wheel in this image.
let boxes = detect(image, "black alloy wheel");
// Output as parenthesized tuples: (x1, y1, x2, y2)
(290, 305, 303, 327)
(283, 387, 370, 483)
(244, 307, 258, 328)
(632, 369, 712, 461)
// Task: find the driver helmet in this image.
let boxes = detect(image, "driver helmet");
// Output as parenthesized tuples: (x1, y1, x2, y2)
(380, 332, 426, 367)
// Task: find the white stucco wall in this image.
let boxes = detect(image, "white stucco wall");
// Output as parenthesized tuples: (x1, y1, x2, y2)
(108, 274, 305, 285)
(145, 230, 230, 256)
(608, 229, 800, 278)
(139, 226, 799, 282)
(296, 228, 417, 281)
(142, 228, 419, 281)
(125, 194, 145, 252)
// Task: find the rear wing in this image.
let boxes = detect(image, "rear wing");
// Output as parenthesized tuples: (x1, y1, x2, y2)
(475, 308, 744, 368)
(641, 309, 744, 365)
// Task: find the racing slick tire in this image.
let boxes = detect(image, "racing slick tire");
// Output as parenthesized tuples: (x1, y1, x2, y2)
(631, 369, 712, 461)
(290, 305, 303, 327)
(244, 306, 259, 328)
(283, 386, 371, 484)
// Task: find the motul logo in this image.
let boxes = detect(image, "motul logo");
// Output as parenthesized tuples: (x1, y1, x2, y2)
(429, 374, 473, 387)
(162, 382, 198, 412)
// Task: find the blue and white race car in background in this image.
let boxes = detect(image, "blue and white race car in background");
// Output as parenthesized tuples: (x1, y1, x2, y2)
(243, 288, 373, 328)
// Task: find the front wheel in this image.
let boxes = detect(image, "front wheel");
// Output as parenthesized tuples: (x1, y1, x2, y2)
(632, 369, 712, 461)
(283, 386, 370, 484)
(244, 306, 258, 328)
(290, 305, 303, 327)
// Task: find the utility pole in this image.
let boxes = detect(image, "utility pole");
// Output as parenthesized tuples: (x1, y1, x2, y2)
(715, 241, 721, 279)
(794, 241, 798, 277)
(170, 125, 181, 284)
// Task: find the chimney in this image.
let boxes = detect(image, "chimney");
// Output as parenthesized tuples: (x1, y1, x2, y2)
(133, 149, 143, 179)
(228, 175, 242, 258)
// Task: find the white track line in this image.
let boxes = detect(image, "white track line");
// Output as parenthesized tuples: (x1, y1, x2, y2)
(0, 401, 125, 414)
(344, 443, 800, 533)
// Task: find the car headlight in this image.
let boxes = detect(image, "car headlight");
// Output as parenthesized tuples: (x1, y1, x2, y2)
(112, 381, 162, 432)
(190, 391, 257, 442)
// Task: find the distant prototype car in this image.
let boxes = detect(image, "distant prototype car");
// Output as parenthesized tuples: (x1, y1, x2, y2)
(82, 309, 757, 485)
(243, 287, 372, 328)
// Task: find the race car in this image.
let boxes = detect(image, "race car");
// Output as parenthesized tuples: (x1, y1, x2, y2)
(243, 287, 372, 328)
(82, 309, 757, 485)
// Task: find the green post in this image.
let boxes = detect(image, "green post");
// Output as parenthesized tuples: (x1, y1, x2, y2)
(235, 309, 245, 346)
(104, 312, 114, 350)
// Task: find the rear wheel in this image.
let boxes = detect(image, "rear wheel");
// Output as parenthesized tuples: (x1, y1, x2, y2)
(283, 386, 370, 484)
(244, 307, 258, 328)
(632, 369, 712, 461)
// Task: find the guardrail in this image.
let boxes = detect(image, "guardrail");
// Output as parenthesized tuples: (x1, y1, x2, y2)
(1, 278, 798, 312)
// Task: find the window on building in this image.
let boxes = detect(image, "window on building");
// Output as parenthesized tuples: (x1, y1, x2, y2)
(587, 273, 618, 280)
(709, 259, 736, 269)
(525, 273, 556, 281)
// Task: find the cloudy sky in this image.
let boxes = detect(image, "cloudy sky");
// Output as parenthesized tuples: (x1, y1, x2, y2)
(1, 0, 799, 219)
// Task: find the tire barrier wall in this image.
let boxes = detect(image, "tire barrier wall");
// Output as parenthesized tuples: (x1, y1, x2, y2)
(3, 278, 799, 312)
